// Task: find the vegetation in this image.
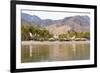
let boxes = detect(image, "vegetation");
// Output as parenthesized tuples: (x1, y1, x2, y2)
(21, 24, 90, 41)
(59, 32, 90, 41)
(21, 25, 53, 41)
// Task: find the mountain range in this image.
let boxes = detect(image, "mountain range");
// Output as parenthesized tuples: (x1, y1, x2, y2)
(21, 13, 90, 35)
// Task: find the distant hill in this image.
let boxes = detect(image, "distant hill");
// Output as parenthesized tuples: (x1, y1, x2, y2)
(21, 13, 42, 25)
(21, 13, 90, 35)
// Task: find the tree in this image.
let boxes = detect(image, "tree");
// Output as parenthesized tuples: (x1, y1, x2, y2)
(21, 25, 30, 41)
(21, 24, 53, 41)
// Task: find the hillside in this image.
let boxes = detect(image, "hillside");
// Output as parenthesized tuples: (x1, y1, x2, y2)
(21, 13, 90, 35)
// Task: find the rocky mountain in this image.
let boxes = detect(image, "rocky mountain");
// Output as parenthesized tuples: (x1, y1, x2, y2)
(21, 13, 90, 33)
(21, 13, 42, 25)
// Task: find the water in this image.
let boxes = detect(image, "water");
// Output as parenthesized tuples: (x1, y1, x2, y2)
(21, 41, 90, 63)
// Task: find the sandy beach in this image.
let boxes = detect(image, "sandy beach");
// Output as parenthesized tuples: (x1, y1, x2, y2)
(21, 41, 90, 45)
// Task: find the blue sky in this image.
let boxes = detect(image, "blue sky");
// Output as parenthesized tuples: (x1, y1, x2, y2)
(21, 10, 90, 20)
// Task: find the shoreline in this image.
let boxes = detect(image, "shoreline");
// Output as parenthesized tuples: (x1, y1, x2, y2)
(21, 41, 90, 45)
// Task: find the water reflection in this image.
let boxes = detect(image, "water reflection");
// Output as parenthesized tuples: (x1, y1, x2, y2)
(21, 42, 90, 63)
(72, 42, 76, 56)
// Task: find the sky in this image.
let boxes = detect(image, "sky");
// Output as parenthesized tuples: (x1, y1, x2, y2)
(21, 10, 90, 20)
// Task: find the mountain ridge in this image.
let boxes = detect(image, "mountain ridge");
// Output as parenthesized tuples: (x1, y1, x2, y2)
(21, 13, 90, 32)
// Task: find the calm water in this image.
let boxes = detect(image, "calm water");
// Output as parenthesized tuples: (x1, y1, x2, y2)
(21, 41, 90, 63)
